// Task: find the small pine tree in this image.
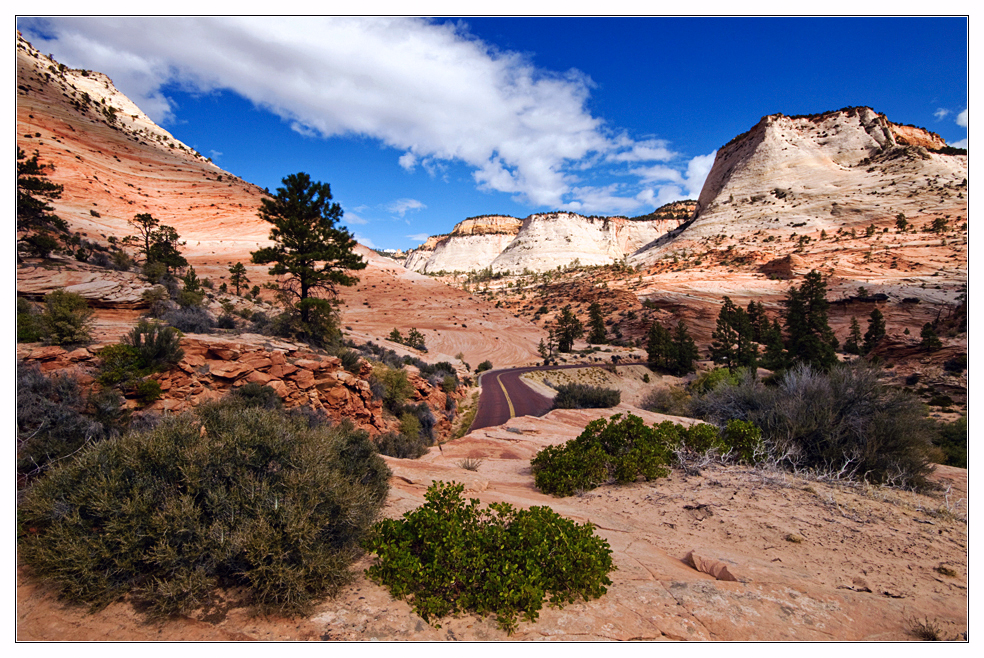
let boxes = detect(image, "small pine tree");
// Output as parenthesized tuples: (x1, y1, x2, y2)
(555, 305, 584, 352)
(228, 262, 250, 296)
(862, 308, 886, 354)
(671, 320, 698, 375)
(646, 320, 673, 370)
(587, 302, 607, 344)
(920, 323, 942, 351)
(844, 316, 863, 355)
(782, 270, 838, 371)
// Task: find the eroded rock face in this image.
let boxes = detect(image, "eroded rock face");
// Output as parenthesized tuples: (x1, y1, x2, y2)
(19, 334, 464, 439)
(18, 264, 160, 308)
(628, 106, 966, 267)
(405, 211, 685, 275)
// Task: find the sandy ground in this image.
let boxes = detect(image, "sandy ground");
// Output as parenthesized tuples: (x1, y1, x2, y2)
(17, 405, 967, 641)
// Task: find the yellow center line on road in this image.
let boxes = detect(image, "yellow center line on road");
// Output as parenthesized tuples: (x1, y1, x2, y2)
(496, 373, 516, 418)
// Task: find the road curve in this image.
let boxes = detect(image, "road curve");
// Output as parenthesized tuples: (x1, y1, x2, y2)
(469, 361, 649, 431)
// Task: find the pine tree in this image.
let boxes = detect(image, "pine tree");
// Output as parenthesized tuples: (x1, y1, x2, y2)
(646, 321, 673, 370)
(862, 308, 886, 354)
(228, 262, 250, 296)
(555, 305, 584, 352)
(844, 316, 863, 355)
(782, 270, 838, 371)
(251, 173, 365, 335)
(17, 148, 67, 258)
(671, 320, 698, 375)
(710, 297, 740, 370)
(760, 318, 787, 371)
(920, 323, 942, 351)
(587, 302, 607, 344)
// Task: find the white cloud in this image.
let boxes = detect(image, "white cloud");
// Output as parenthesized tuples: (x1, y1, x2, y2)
(957, 109, 967, 128)
(342, 210, 369, 225)
(353, 233, 377, 249)
(18, 16, 706, 216)
(406, 233, 431, 242)
(684, 151, 716, 198)
(934, 108, 951, 120)
(949, 138, 968, 149)
(386, 198, 426, 216)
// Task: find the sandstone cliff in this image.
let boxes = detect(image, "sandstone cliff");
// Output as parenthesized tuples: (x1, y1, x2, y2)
(405, 208, 688, 275)
(628, 106, 966, 266)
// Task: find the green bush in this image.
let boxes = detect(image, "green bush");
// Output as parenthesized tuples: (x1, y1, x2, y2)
(38, 289, 93, 345)
(123, 319, 184, 371)
(230, 382, 283, 409)
(19, 402, 390, 617)
(476, 360, 493, 373)
(933, 416, 966, 468)
(690, 367, 741, 394)
(552, 383, 621, 409)
(363, 481, 615, 634)
(96, 343, 143, 387)
(531, 414, 677, 496)
(720, 419, 763, 463)
(375, 430, 429, 459)
(372, 365, 415, 413)
(134, 378, 162, 405)
(17, 298, 42, 342)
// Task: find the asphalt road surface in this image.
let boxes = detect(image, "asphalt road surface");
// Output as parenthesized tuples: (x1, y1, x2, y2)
(470, 361, 648, 431)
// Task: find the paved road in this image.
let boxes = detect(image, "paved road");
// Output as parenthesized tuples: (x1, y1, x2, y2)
(470, 361, 649, 431)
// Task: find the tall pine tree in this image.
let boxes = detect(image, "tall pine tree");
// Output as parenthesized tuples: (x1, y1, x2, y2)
(782, 270, 838, 371)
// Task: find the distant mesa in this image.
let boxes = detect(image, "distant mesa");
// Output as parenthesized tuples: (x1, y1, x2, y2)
(404, 203, 695, 275)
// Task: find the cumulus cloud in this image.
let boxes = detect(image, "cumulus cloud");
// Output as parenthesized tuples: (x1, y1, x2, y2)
(934, 108, 951, 120)
(353, 233, 377, 249)
(386, 198, 426, 216)
(19, 16, 708, 215)
(406, 233, 431, 242)
(949, 138, 968, 149)
(956, 109, 967, 127)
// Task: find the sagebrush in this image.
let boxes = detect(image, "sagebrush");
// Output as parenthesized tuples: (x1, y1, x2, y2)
(19, 402, 390, 617)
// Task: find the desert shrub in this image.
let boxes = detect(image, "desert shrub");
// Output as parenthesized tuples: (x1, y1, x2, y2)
(96, 343, 143, 388)
(19, 402, 390, 617)
(141, 286, 172, 318)
(441, 374, 458, 394)
(133, 378, 162, 405)
(230, 382, 283, 410)
(531, 414, 676, 496)
(720, 419, 764, 463)
(216, 313, 237, 329)
(552, 383, 621, 409)
(476, 360, 493, 373)
(690, 367, 741, 394)
(693, 362, 940, 487)
(338, 349, 362, 374)
(363, 481, 614, 634)
(249, 311, 273, 334)
(375, 431, 428, 459)
(17, 297, 42, 342)
(640, 385, 692, 416)
(943, 353, 967, 373)
(16, 363, 112, 481)
(398, 411, 422, 441)
(37, 289, 93, 345)
(372, 365, 415, 413)
(123, 319, 184, 371)
(933, 416, 966, 468)
(163, 305, 215, 334)
(285, 405, 330, 429)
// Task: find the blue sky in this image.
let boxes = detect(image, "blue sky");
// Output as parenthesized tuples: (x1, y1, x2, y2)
(18, 16, 968, 251)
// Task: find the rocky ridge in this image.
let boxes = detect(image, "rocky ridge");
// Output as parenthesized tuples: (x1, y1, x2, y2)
(405, 208, 689, 275)
(18, 334, 463, 438)
(628, 106, 966, 267)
